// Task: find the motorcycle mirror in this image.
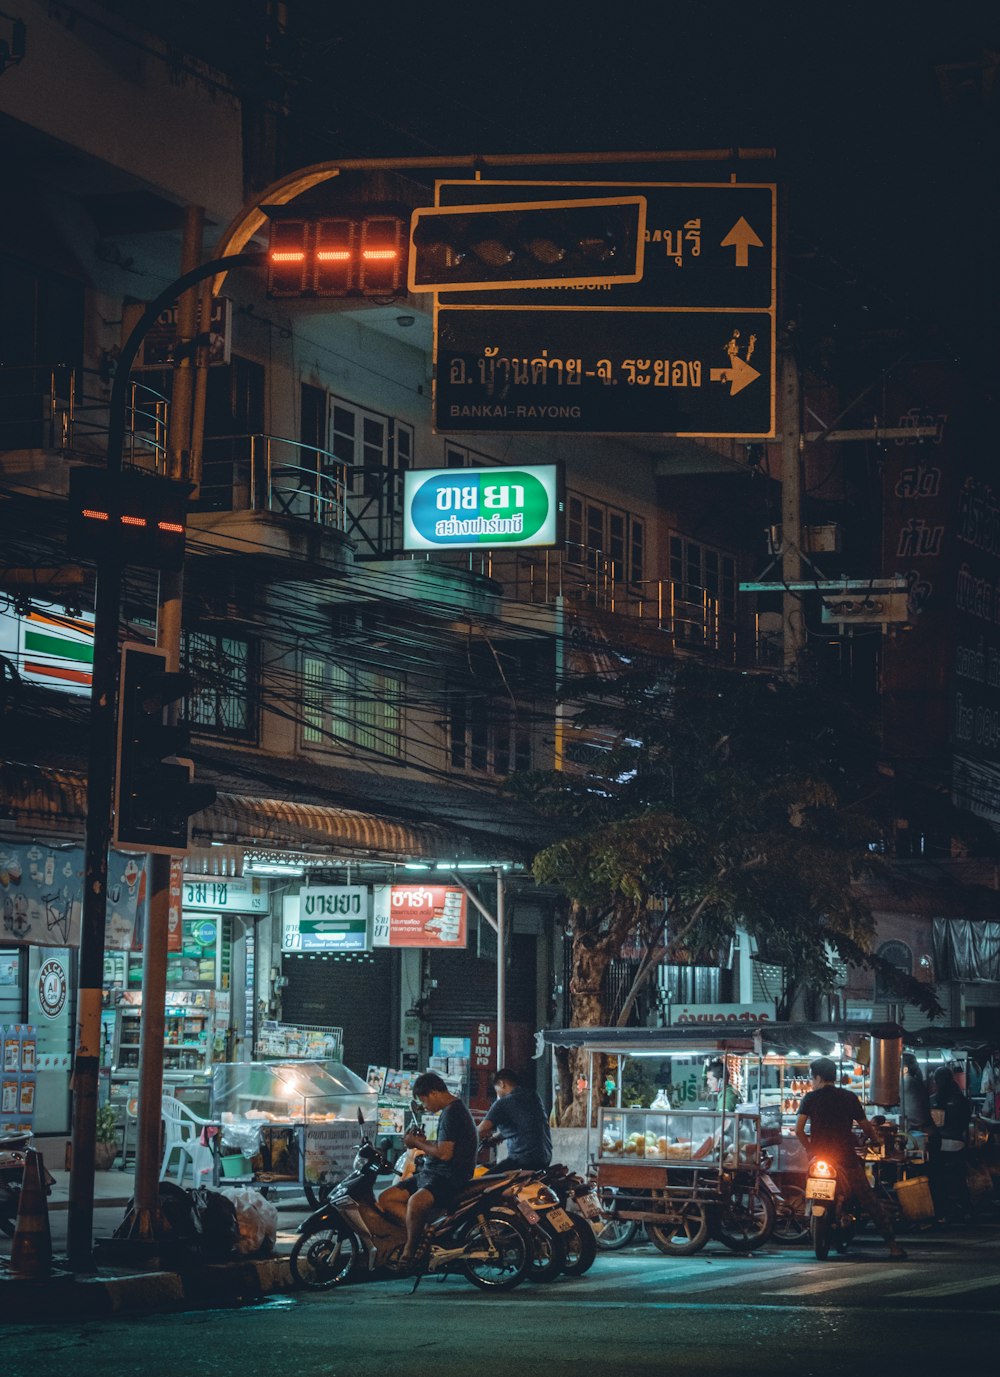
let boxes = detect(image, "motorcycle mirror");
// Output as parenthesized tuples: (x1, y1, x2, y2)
(357, 1107, 364, 1126)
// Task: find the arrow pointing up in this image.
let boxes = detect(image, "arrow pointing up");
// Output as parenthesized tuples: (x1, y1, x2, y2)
(720, 216, 764, 267)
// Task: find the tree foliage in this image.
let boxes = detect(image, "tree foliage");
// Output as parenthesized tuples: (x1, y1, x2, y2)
(510, 661, 946, 1122)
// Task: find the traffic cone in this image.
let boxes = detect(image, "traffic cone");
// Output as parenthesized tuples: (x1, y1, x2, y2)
(9, 1148, 52, 1279)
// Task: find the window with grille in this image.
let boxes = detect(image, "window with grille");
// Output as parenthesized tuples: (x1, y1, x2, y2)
(182, 631, 256, 741)
(565, 492, 644, 583)
(448, 695, 531, 776)
(302, 656, 403, 757)
(668, 535, 737, 642)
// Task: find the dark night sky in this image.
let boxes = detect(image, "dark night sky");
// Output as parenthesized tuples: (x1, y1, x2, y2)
(315, 1, 998, 379)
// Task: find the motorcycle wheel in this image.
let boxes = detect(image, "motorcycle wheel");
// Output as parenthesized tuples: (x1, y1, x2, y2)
(594, 1187, 639, 1250)
(772, 1186, 809, 1244)
(714, 1186, 776, 1253)
(560, 1215, 598, 1276)
(811, 1210, 832, 1261)
(460, 1208, 532, 1291)
(527, 1217, 565, 1282)
(289, 1223, 361, 1289)
(647, 1199, 709, 1256)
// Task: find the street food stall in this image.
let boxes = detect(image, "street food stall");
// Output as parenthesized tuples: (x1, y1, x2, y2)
(212, 1060, 377, 1205)
(540, 1021, 936, 1252)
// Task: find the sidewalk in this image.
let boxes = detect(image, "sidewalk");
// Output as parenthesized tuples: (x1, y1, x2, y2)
(0, 1143, 308, 1324)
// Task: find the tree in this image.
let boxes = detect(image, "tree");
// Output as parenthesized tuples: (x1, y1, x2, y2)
(510, 660, 946, 1125)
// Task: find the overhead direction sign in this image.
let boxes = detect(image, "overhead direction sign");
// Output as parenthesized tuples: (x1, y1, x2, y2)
(430, 179, 777, 439)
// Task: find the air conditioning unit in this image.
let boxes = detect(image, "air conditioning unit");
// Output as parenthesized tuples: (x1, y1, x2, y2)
(766, 523, 842, 555)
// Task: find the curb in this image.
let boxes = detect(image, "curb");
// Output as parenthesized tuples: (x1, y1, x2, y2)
(0, 1256, 294, 1324)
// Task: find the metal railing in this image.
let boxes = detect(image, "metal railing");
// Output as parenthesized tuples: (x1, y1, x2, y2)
(198, 434, 347, 531)
(0, 363, 169, 467)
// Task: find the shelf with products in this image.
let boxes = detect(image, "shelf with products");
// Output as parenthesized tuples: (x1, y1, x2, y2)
(110, 992, 216, 1082)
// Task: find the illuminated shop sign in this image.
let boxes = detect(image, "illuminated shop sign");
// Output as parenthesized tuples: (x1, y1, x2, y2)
(402, 465, 559, 551)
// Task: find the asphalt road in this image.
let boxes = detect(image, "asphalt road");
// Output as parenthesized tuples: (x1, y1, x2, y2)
(6, 1228, 999, 1377)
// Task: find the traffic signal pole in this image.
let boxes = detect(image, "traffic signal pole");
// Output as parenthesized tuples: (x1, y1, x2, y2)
(66, 248, 261, 1270)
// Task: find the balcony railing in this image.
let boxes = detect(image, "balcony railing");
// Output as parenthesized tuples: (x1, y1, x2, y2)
(198, 434, 347, 531)
(0, 363, 168, 467)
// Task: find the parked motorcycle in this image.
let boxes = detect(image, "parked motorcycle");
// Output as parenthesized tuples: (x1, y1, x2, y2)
(494, 1169, 576, 1282)
(290, 1132, 533, 1292)
(537, 1163, 600, 1276)
(0, 1130, 55, 1237)
(805, 1156, 857, 1260)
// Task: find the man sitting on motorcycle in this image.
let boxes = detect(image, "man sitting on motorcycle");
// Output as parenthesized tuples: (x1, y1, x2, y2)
(795, 1056, 907, 1260)
(377, 1071, 478, 1269)
(478, 1067, 553, 1171)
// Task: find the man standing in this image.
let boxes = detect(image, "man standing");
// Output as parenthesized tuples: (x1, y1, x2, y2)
(377, 1071, 477, 1268)
(705, 1060, 739, 1112)
(478, 1067, 553, 1170)
(795, 1056, 907, 1260)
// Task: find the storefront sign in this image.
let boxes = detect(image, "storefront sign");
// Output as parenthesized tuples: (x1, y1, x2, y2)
(182, 876, 269, 914)
(403, 465, 559, 551)
(281, 887, 369, 952)
(0, 602, 94, 696)
(377, 886, 468, 949)
(35, 959, 68, 1019)
(672, 1002, 774, 1024)
(303, 1118, 375, 1188)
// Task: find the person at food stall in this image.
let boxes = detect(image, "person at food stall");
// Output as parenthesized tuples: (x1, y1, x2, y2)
(928, 1065, 973, 1225)
(377, 1072, 477, 1269)
(900, 1053, 932, 1133)
(705, 1060, 739, 1113)
(795, 1056, 908, 1260)
(477, 1067, 553, 1170)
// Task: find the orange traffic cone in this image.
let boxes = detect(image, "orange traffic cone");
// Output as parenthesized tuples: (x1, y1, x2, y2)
(9, 1147, 52, 1279)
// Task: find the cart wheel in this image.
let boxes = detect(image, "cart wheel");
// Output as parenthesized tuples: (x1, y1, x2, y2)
(713, 1185, 775, 1252)
(594, 1187, 639, 1250)
(647, 1199, 709, 1256)
(772, 1186, 809, 1244)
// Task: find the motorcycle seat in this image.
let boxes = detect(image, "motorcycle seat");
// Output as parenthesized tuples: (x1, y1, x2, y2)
(453, 1171, 521, 1203)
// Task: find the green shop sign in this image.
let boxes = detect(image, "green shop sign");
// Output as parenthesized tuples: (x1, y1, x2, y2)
(403, 464, 559, 551)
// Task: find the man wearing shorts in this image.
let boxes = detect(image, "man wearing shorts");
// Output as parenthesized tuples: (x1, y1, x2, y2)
(378, 1071, 477, 1267)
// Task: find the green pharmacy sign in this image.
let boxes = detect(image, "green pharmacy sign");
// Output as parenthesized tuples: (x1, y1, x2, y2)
(403, 464, 559, 551)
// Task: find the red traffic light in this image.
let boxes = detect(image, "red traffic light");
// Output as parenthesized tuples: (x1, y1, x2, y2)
(267, 215, 406, 298)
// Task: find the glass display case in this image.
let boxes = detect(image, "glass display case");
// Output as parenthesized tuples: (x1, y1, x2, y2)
(598, 1107, 763, 1166)
(212, 1060, 378, 1197)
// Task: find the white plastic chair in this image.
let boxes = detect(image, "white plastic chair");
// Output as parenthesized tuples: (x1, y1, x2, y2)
(160, 1095, 217, 1188)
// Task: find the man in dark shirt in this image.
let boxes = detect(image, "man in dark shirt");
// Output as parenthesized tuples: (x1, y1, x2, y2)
(378, 1071, 477, 1267)
(795, 1056, 907, 1260)
(478, 1067, 552, 1170)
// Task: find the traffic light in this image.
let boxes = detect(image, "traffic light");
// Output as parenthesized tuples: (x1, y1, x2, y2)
(114, 643, 217, 855)
(68, 467, 189, 571)
(408, 196, 647, 292)
(266, 213, 407, 298)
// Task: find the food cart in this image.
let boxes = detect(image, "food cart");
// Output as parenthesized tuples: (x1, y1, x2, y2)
(212, 1060, 377, 1205)
(540, 1020, 932, 1252)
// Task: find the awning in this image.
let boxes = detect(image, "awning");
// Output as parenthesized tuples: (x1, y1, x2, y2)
(192, 792, 487, 863)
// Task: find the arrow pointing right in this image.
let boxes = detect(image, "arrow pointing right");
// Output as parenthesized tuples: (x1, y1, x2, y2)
(720, 216, 764, 268)
(709, 355, 761, 396)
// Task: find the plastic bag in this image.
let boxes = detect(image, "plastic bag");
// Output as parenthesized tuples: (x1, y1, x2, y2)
(220, 1185, 278, 1256)
(190, 1186, 239, 1262)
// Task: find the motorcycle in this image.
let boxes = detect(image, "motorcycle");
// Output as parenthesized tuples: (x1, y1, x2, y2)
(805, 1156, 857, 1260)
(0, 1130, 55, 1237)
(290, 1131, 533, 1292)
(536, 1163, 600, 1276)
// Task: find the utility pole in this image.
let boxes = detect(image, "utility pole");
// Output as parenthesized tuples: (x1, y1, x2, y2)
(129, 207, 203, 1243)
(65, 250, 261, 1268)
(780, 347, 805, 676)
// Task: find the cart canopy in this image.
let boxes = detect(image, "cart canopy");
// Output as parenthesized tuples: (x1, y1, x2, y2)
(538, 1020, 906, 1058)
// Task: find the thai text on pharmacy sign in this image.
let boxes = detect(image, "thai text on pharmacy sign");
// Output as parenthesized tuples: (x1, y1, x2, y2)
(403, 465, 559, 551)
